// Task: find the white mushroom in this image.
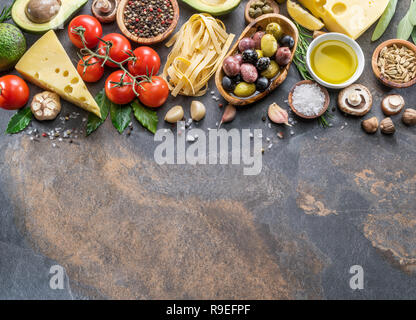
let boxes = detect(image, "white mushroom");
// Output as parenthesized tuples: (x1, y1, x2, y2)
(381, 94, 405, 116)
(91, 0, 118, 23)
(31, 91, 61, 121)
(338, 84, 373, 116)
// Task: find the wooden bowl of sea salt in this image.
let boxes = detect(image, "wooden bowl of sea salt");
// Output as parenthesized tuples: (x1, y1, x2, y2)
(288, 80, 330, 119)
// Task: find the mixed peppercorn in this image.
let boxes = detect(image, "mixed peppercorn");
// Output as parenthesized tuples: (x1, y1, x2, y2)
(124, 0, 174, 38)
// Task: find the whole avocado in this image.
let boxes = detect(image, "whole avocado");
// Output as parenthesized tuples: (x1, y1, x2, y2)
(0, 23, 26, 72)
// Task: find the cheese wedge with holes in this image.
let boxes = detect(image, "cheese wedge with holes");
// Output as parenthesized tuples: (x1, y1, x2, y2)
(15, 30, 101, 118)
(298, 0, 389, 39)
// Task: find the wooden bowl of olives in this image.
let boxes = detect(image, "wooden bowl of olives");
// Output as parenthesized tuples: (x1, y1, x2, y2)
(245, 0, 280, 25)
(215, 14, 298, 106)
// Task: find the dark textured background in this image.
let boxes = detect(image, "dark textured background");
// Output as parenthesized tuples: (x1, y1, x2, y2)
(0, 0, 415, 300)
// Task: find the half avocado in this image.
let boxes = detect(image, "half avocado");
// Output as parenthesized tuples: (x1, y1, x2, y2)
(12, 0, 88, 34)
(180, 0, 241, 16)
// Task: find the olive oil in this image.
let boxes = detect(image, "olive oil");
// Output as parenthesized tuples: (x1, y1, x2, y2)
(310, 40, 358, 84)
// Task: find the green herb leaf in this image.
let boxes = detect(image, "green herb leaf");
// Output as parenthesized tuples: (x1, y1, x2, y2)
(110, 103, 131, 134)
(86, 89, 110, 136)
(372, 0, 398, 41)
(412, 28, 416, 44)
(294, 22, 313, 81)
(6, 107, 32, 134)
(409, 0, 416, 25)
(0, 0, 16, 23)
(397, 0, 415, 40)
(131, 100, 158, 134)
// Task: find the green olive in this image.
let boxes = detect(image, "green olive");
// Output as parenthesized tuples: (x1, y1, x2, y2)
(262, 5, 274, 14)
(234, 82, 256, 97)
(253, 7, 263, 17)
(256, 50, 263, 58)
(266, 22, 283, 40)
(261, 60, 280, 79)
(261, 34, 278, 57)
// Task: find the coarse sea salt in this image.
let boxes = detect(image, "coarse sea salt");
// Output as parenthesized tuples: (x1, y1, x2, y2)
(292, 83, 325, 116)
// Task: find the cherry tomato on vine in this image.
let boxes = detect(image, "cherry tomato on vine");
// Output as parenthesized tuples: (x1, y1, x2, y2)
(105, 70, 137, 105)
(128, 47, 161, 77)
(138, 76, 169, 108)
(0, 75, 30, 110)
(68, 15, 103, 49)
(98, 33, 132, 68)
(77, 56, 104, 83)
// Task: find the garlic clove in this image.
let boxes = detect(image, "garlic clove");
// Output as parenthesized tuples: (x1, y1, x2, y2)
(190, 101, 206, 122)
(268, 103, 291, 126)
(219, 104, 236, 127)
(164, 105, 184, 123)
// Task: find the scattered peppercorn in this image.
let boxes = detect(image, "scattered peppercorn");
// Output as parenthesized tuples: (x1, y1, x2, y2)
(124, 0, 174, 38)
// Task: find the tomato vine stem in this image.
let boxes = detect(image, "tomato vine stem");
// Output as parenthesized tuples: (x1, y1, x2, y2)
(72, 28, 151, 97)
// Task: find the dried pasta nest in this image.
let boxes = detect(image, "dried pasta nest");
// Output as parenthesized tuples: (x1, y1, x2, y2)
(162, 14, 235, 97)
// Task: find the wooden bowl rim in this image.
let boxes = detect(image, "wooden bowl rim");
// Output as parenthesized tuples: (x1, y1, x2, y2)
(244, 0, 280, 25)
(371, 39, 416, 89)
(116, 0, 179, 45)
(215, 13, 299, 107)
(288, 80, 330, 119)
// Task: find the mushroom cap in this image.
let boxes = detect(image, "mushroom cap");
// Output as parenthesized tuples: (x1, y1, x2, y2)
(92, 0, 118, 23)
(338, 84, 373, 116)
(25, 0, 62, 24)
(381, 94, 405, 116)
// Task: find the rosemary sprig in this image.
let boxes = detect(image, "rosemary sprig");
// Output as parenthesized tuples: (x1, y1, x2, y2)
(293, 22, 333, 128)
(0, 0, 15, 23)
(293, 22, 313, 81)
(318, 110, 334, 128)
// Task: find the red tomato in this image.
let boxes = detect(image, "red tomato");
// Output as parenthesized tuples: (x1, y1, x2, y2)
(68, 15, 102, 49)
(105, 70, 137, 105)
(128, 47, 161, 77)
(77, 56, 104, 83)
(138, 76, 169, 108)
(98, 33, 132, 68)
(0, 75, 30, 110)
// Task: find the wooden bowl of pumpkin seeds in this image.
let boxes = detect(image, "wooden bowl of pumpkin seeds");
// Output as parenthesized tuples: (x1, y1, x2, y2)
(245, 0, 279, 25)
(372, 39, 416, 88)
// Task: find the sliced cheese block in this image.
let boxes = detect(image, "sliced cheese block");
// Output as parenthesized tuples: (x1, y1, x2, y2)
(15, 30, 101, 118)
(298, 0, 389, 39)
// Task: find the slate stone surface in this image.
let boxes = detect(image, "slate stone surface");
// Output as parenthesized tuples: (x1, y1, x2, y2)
(0, 0, 415, 299)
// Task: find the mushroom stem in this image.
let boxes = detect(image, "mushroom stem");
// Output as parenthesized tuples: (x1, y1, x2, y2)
(347, 91, 362, 107)
(96, 0, 112, 13)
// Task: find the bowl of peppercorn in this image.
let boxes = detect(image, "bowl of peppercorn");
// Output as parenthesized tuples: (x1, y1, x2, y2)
(117, 0, 179, 45)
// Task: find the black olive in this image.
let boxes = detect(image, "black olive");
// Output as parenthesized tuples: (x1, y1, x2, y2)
(242, 49, 258, 65)
(256, 77, 269, 92)
(279, 35, 295, 49)
(232, 74, 242, 83)
(222, 76, 236, 92)
(256, 57, 270, 72)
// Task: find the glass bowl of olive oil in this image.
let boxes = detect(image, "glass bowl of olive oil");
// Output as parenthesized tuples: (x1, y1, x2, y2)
(306, 33, 365, 89)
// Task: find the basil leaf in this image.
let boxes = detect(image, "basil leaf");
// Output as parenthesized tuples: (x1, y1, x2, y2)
(131, 100, 158, 134)
(372, 0, 398, 41)
(6, 107, 32, 134)
(110, 103, 131, 134)
(397, 0, 415, 40)
(86, 89, 111, 136)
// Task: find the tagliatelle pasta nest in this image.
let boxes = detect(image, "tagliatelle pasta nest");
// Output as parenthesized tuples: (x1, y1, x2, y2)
(163, 13, 235, 97)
